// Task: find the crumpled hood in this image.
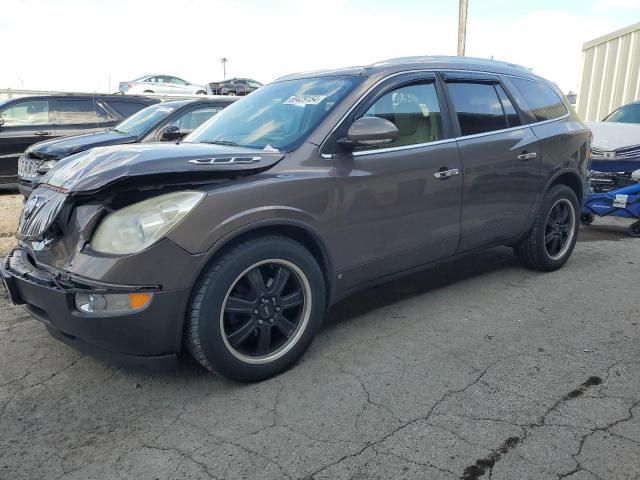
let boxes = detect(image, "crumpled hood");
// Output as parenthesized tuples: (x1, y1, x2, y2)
(40, 142, 284, 194)
(27, 130, 137, 160)
(586, 121, 640, 151)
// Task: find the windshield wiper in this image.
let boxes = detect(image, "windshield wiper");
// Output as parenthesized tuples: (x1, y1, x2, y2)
(110, 128, 127, 134)
(201, 140, 240, 147)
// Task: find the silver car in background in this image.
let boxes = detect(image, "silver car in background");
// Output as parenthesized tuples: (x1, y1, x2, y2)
(118, 75, 207, 95)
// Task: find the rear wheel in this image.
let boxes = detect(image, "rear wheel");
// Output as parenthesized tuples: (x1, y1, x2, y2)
(186, 236, 326, 382)
(629, 220, 640, 238)
(515, 185, 579, 271)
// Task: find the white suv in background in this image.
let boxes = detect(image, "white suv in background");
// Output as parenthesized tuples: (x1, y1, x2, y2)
(118, 75, 207, 95)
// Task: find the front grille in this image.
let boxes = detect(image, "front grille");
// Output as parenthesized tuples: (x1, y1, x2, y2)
(18, 156, 42, 180)
(591, 145, 640, 159)
(614, 144, 640, 158)
(16, 187, 67, 241)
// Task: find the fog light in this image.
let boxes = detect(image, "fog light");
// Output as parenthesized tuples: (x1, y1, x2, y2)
(75, 292, 152, 314)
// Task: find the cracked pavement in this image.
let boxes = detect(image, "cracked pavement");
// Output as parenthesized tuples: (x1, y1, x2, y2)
(0, 213, 639, 480)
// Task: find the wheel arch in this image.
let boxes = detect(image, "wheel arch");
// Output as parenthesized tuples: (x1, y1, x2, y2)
(544, 168, 586, 205)
(515, 168, 586, 246)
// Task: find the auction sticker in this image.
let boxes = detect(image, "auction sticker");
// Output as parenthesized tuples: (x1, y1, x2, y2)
(613, 194, 628, 208)
(284, 95, 326, 106)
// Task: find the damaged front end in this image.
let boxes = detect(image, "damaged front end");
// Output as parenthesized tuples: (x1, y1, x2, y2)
(2, 142, 284, 367)
(15, 141, 284, 269)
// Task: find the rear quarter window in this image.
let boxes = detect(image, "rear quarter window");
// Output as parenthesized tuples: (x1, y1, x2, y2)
(105, 100, 150, 118)
(508, 78, 567, 122)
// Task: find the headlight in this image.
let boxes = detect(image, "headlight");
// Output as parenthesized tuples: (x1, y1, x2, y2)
(36, 160, 57, 175)
(91, 191, 205, 254)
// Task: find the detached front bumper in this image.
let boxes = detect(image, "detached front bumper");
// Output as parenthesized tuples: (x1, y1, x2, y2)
(18, 180, 34, 198)
(1, 248, 190, 369)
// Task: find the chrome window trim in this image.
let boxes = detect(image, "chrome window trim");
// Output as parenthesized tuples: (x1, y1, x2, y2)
(319, 68, 571, 159)
(352, 138, 456, 157)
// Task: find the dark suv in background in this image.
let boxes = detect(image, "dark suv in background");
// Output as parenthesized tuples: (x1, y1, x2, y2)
(207, 78, 263, 96)
(0, 94, 158, 188)
(18, 97, 236, 197)
(2, 57, 589, 382)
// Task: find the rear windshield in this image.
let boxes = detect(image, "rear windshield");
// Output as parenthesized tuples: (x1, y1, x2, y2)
(186, 76, 362, 151)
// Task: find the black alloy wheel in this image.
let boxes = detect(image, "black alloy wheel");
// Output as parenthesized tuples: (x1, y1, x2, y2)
(514, 184, 579, 271)
(185, 236, 325, 382)
(544, 198, 576, 260)
(221, 259, 309, 363)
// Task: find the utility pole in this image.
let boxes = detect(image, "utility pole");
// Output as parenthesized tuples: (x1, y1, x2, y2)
(220, 57, 229, 79)
(457, 0, 468, 56)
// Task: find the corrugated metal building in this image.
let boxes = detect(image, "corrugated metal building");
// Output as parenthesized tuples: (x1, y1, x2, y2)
(576, 21, 640, 121)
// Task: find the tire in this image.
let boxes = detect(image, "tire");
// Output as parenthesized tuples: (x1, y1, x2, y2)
(629, 220, 640, 238)
(580, 213, 594, 225)
(514, 184, 579, 271)
(186, 236, 326, 382)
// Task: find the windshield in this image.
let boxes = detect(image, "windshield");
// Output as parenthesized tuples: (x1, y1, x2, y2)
(114, 102, 179, 136)
(604, 104, 640, 124)
(185, 76, 362, 151)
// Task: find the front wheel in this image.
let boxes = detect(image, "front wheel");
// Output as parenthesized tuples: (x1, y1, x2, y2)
(514, 185, 579, 271)
(629, 220, 640, 238)
(186, 236, 326, 382)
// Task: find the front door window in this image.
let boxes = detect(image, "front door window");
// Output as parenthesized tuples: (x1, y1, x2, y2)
(357, 82, 443, 151)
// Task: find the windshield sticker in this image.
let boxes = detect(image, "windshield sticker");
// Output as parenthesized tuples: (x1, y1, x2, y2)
(284, 95, 327, 106)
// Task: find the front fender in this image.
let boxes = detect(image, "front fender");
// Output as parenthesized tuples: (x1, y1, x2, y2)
(165, 172, 338, 256)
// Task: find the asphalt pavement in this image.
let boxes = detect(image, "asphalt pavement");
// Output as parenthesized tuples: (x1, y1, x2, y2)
(1, 217, 638, 480)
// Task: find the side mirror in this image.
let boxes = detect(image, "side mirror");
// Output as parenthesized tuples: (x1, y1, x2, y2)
(339, 117, 399, 149)
(160, 125, 181, 141)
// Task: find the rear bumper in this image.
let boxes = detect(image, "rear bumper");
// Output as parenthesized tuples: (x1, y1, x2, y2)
(1, 248, 189, 369)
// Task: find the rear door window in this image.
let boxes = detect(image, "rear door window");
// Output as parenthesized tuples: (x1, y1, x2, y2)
(54, 98, 113, 125)
(508, 78, 567, 122)
(0, 100, 50, 126)
(104, 100, 149, 118)
(446, 82, 510, 136)
(495, 84, 521, 127)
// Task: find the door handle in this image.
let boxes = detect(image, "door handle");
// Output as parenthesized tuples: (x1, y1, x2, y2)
(434, 167, 460, 180)
(34, 131, 51, 136)
(517, 152, 537, 161)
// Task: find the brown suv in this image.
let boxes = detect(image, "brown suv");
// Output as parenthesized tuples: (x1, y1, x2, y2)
(2, 57, 590, 381)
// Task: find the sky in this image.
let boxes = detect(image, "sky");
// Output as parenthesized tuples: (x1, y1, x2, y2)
(1, 0, 639, 94)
